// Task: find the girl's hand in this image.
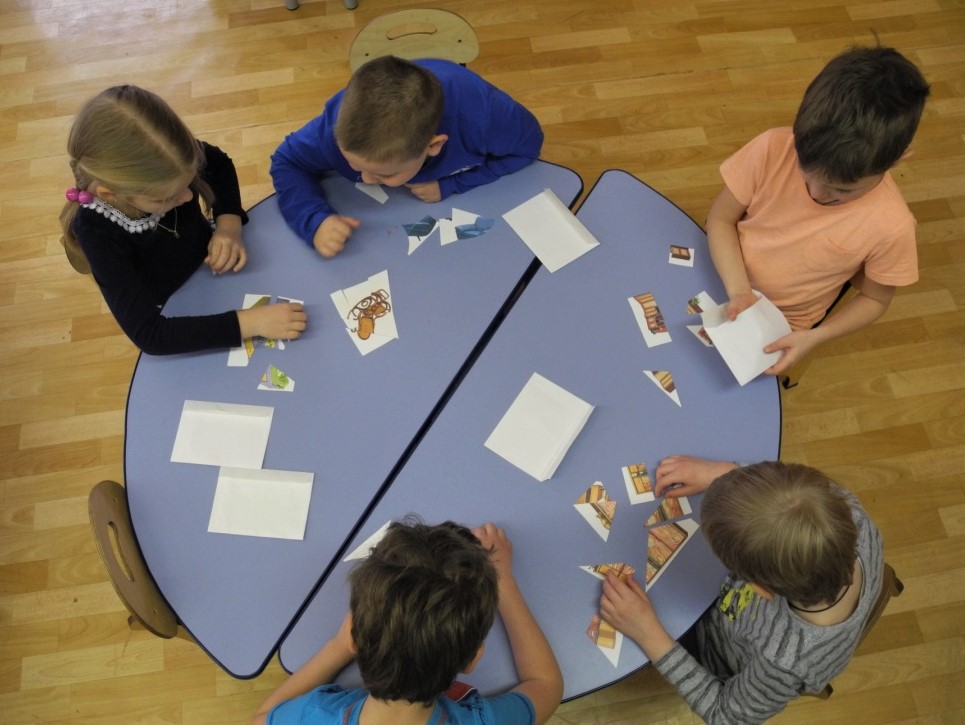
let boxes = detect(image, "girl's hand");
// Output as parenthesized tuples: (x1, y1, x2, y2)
(654, 455, 736, 497)
(237, 302, 307, 342)
(207, 214, 247, 274)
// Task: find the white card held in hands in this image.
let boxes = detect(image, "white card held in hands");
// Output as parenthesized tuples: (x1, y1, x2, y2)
(701, 292, 792, 385)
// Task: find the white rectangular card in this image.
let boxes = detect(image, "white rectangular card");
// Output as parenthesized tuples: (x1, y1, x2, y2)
(208, 467, 314, 540)
(701, 292, 792, 385)
(171, 400, 273, 469)
(503, 189, 599, 272)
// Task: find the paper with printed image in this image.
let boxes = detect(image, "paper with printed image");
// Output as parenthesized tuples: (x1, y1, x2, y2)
(330, 270, 398, 355)
(586, 613, 623, 667)
(629, 292, 671, 347)
(646, 518, 699, 591)
(622, 462, 655, 504)
(574, 482, 617, 542)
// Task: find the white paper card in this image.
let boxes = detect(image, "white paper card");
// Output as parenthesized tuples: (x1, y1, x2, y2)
(208, 467, 314, 540)
(171, 400, 273, 469)
(701, 292, 792, 385)
(484, 372, 594, 481)
(355, 182, 389, 204)
(503, 189, 599, 272)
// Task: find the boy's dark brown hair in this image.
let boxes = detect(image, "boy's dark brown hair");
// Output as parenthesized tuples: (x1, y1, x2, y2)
(334, 56, 444, 163)
(793, 45, 930, 183)
(348, 518, 498, 705)
(701, 462, 858, 607)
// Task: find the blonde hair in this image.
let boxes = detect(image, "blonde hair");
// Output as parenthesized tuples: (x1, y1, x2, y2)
(59, 85, 212, 272)
(702, 462, 858, 607)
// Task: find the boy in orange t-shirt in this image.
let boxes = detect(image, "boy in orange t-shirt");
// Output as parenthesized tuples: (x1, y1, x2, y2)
(707, 46, 930, 375)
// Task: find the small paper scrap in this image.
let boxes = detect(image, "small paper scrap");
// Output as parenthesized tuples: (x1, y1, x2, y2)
(686, 324, 714, 347)
(259, 365, 294, 392)
(587, 613, 623, 667)
(645, 496, 692, 527)
(668, 244, 694, 267)
(629, 292, 671, 347)
(686, 290, 718, 315)
(403, 215, 438, 255)
(574, 482, 616, 542)
(355, 182, 389, 204)
(646, 518, 699, 590)
(644, 370, 681, 407)
(579, 563, 636, 582)
(622, 463, 655, 504)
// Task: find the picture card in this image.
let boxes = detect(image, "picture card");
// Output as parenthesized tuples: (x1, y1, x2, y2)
(439, 208, 494, 245)
(258, 364, 294, 392)
(330, 270, 398, 355)
(643, 370, 681, 407)
(171, 400, 273, 469)
(403, 215, 438, 254)
(574, 482, 617, 542)
(645, 496, 692, 527)
(355, 182, 389, 204)
(686, 324, 714, 347)
(484, 372, 594, 482)
(343, 521, 392, 561)
(586, 613, 623, 667)
(208, 467, 314, 540)
(700, 292, 792, 385)
(686, 290, 718, 315)
(629, 292, 672, 347)
(503, 188, 599, 272)
(622, 462, 655, 504)
(668, 244, 694, 267)
(579, 562, 636, 582)
(646, 518, 699, 591)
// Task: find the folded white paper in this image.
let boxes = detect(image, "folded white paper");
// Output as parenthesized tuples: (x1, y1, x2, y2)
(171, 400, 273, 469)
(503, 189, 599, 272)
(701, 293, 792, 385)
(208, 467, 314, 540)
(484, 372, 594, 481)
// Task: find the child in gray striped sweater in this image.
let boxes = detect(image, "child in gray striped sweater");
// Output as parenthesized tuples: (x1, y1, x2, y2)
(600, 457, 882, 724)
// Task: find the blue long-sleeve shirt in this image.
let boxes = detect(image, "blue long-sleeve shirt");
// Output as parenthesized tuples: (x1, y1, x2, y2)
(270, 59, 544, 246)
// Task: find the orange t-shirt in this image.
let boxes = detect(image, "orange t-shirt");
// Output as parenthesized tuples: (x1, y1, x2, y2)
(721, 128, 918, 330)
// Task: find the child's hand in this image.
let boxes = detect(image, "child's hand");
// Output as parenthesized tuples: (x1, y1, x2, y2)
(206, 215, 247, 274)
(406, 181, 442, 203)
(726, 291, 758, 320)
(472, 522, 513, 580)
(599, 574, 662, 649)
(313, 215, 361, 258)
(654, 455, 736, 497)
(237, 302, 307, 342)
(763, 329, 818, 375)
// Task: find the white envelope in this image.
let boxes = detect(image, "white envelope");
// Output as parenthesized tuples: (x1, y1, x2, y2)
(208, 467, 314, 540)
(701, 293, 792, 385)
(171, 400, 273, 469)
(484, 372, 594, 482)
(503, 189, 599, 272)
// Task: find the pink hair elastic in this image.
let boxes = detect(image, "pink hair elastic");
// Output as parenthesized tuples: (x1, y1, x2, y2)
(66, 187, 94, 204)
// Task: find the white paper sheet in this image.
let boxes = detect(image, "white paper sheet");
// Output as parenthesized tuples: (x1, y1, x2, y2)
(208, 467, 314, 540)
(171, 400, 273, 469)
(503, 189, 599, 272)
(355, 182, 389, 204)
(484, 372, 594, 481)
(701, 292, 792, 385)
(330, 270, 398, 355)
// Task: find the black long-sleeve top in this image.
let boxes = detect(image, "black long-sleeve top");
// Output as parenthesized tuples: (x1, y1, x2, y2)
(74, 142, 249, 355)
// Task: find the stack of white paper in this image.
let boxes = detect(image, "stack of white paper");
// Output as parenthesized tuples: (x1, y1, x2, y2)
(503, 189, 600, 272)
(484, 372, 594, 481)
(208, 467, 314, 540)
(701, 293, 792, 385)
(171, 401, 274, 469)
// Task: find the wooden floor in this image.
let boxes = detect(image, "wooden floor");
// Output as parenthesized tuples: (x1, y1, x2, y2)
(1, 0, 963, 722)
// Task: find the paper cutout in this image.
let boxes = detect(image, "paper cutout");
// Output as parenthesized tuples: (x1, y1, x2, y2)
(331, 270, 399, 355)
(438, 208, 494, 245)
(343, 521, 392, 561)
(646, 518, 699, 590)
(208, 467, 313, 540)
(645, 496, 692, 526)
(700, 292, 792, 385)
(259, 364, 294, 392)
(228, 294, 272, 366)
(355, 182, 389, 204)
(503, 188, 599, 272)
(574, 482, 616, 541)
(643, 370, 681, 407)
(586, 613, 623, 667)
(622, 462, 655, 504)
(579, 562, 636, 581)
(668, 245, 694, 267)
(484, 372, 594, 482)
(686, 324, 714, 347)
(403, 215, 438, 254)
(629, 292, 672, 347)
(171, 400, 273, 469)
(686, 290, 718, 315)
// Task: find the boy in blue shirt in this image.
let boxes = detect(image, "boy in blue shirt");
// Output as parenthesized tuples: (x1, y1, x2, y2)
(271, 56, 544, 258)
(253, 520, 562, 725)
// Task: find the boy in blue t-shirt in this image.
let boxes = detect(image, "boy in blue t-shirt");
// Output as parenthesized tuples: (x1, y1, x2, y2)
(270, 55, 544, 257)
(253, 520, 562, 725)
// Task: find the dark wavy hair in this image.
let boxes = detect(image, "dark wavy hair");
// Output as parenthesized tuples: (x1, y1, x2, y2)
(348, 517, 498, 705)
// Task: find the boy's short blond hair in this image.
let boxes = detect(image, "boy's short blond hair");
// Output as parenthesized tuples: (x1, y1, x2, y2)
(334, 56, 444, 163)
(701, 462, 858, 607)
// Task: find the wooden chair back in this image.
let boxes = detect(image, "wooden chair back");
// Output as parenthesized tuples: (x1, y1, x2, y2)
(808, 562, 904, 699)
(349, 9, 479, 72)
(88, 480, 179, 638)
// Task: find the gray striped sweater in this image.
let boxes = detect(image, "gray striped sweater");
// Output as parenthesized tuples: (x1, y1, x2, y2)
(654, 490, 883, 724)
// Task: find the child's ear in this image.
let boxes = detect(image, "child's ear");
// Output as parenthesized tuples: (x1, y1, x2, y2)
(461, 644, 485, 674)
(898, 148, 915, 163)
(92, 183, 117, 202)
(426, 134, 448, 157)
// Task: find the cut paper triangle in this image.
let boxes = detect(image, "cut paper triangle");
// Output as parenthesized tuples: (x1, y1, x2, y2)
(586, 613, 623, 667)
(343, 521, 392, 561)
(622, 463, 654, 504)
(574, 482, 616, 541)
(644, 370, 681, 407)
(645, 496, 692, 527)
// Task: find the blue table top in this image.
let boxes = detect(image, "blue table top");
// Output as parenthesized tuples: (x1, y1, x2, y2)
(277, 169, 782, 700)
(125, 161, 583, 677)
